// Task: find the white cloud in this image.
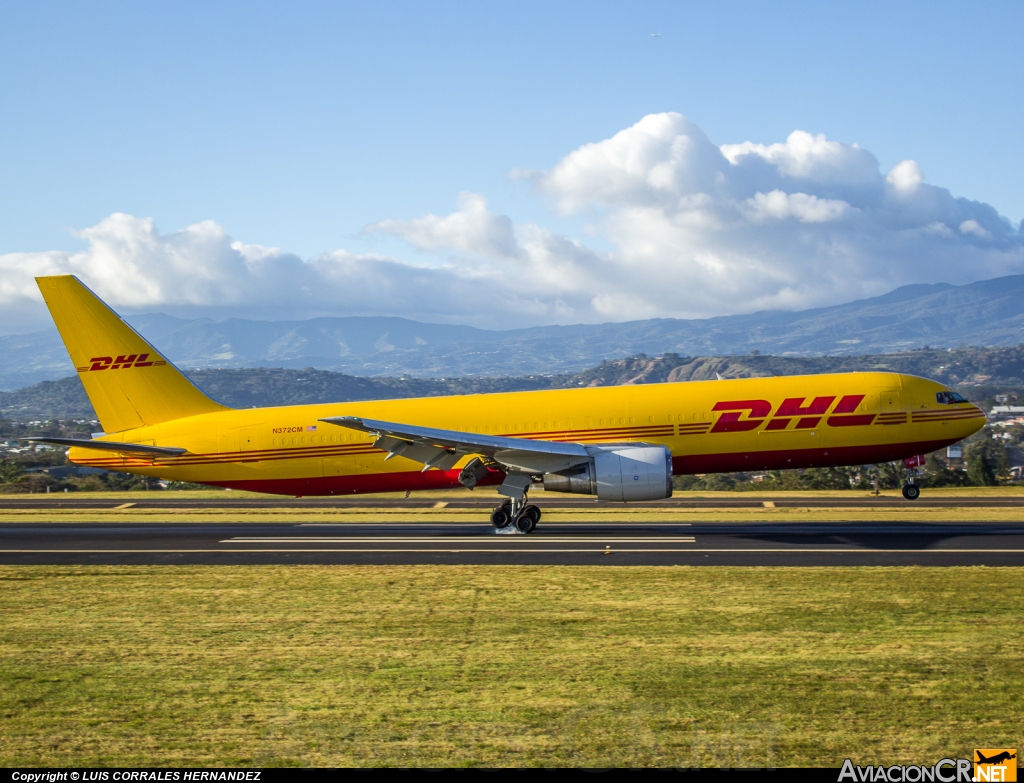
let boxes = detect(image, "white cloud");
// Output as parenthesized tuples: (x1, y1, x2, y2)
(368, 192, 519, 259)
(925, 221, 956, 238)
(743, 190, 853, 223)
(886, 159, 924, 193)
(0, 210, 604, 333)
(958, 219, 991, 238)
(537, 113, 726, 212)
(526, 113, 1023, 318)
(2, 112, 1023, 334)
(721, 130, 879, 184)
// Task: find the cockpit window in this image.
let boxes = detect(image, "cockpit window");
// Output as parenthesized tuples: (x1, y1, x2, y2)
(936, 391, 969, 404)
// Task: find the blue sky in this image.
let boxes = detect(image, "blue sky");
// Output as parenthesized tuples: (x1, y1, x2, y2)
(1, 1, 1022, 333)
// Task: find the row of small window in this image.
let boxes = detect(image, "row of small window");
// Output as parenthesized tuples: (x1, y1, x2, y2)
(272, 434, 366, 446)
(479, 422, 569, 433)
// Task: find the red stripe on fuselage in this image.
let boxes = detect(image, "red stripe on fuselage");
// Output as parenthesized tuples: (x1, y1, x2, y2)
(672, 438, 959, 475)
(205, 468, 506, 496)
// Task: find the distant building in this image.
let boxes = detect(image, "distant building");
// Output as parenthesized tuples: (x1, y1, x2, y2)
(947, 445, 963, 460)
(989, 406, 1024, 419)
(993, 417, 1024, 428)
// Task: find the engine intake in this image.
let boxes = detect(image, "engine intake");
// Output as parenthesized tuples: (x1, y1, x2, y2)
(542, 445, 673, 502)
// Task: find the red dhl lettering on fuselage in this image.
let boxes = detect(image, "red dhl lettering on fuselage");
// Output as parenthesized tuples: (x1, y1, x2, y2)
(76, 353, 167, 372)
(711, 395, 876, 432)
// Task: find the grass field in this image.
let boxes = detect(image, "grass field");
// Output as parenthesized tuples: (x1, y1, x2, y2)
(2, 565, 1022, 767)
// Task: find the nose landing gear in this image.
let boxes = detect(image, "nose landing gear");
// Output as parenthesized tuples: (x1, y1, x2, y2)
(490, 496, 541, 533)
(902, 455, 925, 500)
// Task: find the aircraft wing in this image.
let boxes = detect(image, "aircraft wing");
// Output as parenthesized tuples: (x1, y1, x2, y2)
(21, 437, 187, 457)
(318, 415, 591, 475)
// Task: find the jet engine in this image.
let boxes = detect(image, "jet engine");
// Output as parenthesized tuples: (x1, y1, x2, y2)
(542, 445, 673, 502)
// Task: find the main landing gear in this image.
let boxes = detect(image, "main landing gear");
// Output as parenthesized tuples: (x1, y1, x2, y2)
(490, 495, 541, 534)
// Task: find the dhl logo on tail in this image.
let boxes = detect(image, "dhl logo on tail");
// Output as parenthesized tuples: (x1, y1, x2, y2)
(77, 353, 168, 373)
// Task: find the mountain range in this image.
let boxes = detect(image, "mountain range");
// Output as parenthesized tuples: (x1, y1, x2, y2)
(3, 273, 1023, 390)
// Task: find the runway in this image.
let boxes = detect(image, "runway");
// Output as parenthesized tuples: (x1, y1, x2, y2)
(2, 520, 1024, 565)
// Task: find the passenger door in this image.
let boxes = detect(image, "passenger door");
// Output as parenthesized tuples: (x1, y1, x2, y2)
(876, 388, 905, 426)
(238, 427, 262, 462)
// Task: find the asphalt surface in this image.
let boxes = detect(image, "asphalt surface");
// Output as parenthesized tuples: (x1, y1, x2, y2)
(2, 520, 1023, 565)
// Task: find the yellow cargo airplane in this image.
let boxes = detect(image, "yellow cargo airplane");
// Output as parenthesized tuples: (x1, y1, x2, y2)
(27, 275, 986, 533)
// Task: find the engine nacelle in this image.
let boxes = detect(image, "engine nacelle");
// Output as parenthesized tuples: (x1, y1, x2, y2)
(542, 445, 673, 502)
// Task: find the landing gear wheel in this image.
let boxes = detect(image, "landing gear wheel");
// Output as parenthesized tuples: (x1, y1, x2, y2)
(490, 504, 512, 528)
(902, 484, 920, 500)
(515, 512, 536, 534)
(523, 504, 541, 523)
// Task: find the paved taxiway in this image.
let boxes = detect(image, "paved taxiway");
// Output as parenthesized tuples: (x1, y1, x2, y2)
(2, 521, 1023, 565)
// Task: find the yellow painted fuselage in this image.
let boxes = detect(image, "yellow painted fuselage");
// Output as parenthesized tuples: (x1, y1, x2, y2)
(70, 371, 984, 496)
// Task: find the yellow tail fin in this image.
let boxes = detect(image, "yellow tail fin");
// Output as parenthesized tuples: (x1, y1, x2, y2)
(36, 275, 229, 433)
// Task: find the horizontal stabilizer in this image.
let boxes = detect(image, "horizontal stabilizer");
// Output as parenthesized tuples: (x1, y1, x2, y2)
(22, 437, 187, 457)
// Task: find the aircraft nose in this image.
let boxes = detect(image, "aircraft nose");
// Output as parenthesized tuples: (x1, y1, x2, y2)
(965, 404, 987, 434)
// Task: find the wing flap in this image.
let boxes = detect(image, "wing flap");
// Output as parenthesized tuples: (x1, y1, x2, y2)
(322, 416, 589, 457)
(319, 415, 591, 474)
